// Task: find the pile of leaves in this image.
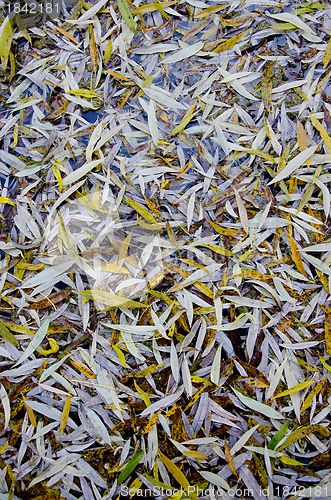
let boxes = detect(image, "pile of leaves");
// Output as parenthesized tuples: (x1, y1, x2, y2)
(0, 0, 331, 498)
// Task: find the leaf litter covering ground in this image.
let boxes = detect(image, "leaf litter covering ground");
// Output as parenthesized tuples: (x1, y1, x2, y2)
(1, 0, 331, 498)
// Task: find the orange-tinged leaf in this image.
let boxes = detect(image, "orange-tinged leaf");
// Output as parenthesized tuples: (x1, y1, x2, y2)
(261, 62, 274, 112)
(70, 360, 96, 379)
(296, 121, 308, 152)
(288, 233, 307, 276)
(224, 441, 238, 477)
(88, 25, 98, 73)
(23, 398, 37, 427)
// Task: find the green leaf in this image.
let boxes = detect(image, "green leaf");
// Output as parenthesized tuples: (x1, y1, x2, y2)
(268, 421, 290, 450)
(117, 0, 137, 32)
(118, 451, 143, 485)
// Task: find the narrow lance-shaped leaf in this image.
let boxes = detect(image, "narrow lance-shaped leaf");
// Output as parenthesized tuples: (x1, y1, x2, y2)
(0, 17, 13, 71)
(232, 387, 284, 419)
(118, 451, 144, 485)
(117, 0, 137, 32)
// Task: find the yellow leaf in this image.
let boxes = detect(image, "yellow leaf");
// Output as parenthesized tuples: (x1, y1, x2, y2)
(0, 196, 15, 207)
(23, 398, 37, 427)
(0, 17, 13, 71)
(68, 89, 100, 98)
(208, 220, 239, 237)
(272, 380, 314, 399)
(287, 233, 307, 276)
(182, 450, 208, 461)
(213, 31, 246, 53)
(158, 451, 190, 493)
(320, 357, 331, 372)
(301, 379, 325, 413)
(134, 380, 151, 407)
(242, 148, 276, 163)
(224, 441, 238, 477)
(193, 282, 214, 299)
(197, 243, 232, 257)
(171, 101, 197, 136)
(9, 50, 15, 81)
(133, 1, 174, 15)
(70, 359, 96, 379)
(101, 262, 129, 274)
(278, 425, 331, 451)
(279, 456, 305, 466)
(136, 363, 161, 378)
(232, 269, 275, 280)
(325, 314, 331, 355)
(194, 5, 226, 18)
(0, 442, 8, 454)
(13, 123, 18, 147)
(52, 164, 63, 192)
(60, 393, 71, 434)
(142, 410, 162, 434)
(37, 338, 59, 356)
(323, 36, 331, 67)
(113, 344, 127, 368)
(125, 196, 157, 223)
(79, 289, 147, 309)
(103, 40, 113, 64)
(55, 26, 79, 44)
(310, 115, 331, 153)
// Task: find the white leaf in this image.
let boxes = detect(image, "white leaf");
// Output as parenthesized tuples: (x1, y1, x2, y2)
(162, 41, 204, 64)
(198, 470, 230, 491)
(63, 160, 102, 187)
(22, 261, 73, 289)
(269, 146, 316, 184)
(140, 387, 184, 417)
(232, 387, 284, 419)
(148, 99, 159, 145)
(86, 408, 111, 445)
(170, 342, 180, 383)
(0, 384, 10, 430)
(231, 424, 260, 455)
(210, 344, 222, 385)
(14, 320, 50, 366)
